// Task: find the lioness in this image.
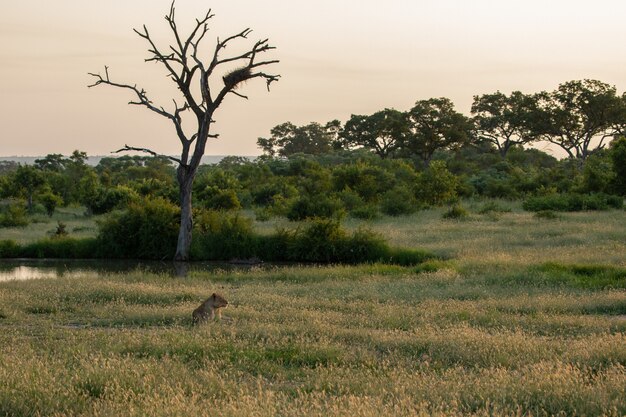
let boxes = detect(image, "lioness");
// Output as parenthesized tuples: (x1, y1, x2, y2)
(192, 293, 228, 325)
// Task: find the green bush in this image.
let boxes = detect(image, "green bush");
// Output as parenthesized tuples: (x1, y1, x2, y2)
(380, 186, 417, 216)
(38, 191, 63, 217)
(523, 193, 623, 212)
(415, 161, 459, 206)
(349, 204, 380, 220)
(191, 210, 258, 260)
(534, 210, 561, 220)
(610, 136, 626, 195)
(257, 219, 432, 265)
(20, 238, 99, 259)
(0, 202, 29, 227)
(96, 197, 179, 259)
(477, 201, 512, 214)
(286, 196, 343, 221)
(87, 185, 140, 215)
(201, 188, 241, 211)
(442, 204, 468, 220)
(0, 240, 20, 257)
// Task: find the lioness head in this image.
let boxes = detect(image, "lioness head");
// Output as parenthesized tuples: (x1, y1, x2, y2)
(212, 293, 228, 308)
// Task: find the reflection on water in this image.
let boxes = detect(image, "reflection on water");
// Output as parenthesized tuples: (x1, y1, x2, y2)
(0, 259, 265, 281)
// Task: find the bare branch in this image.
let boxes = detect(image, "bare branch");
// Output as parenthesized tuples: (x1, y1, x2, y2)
(230, 90, 249, 100)
(113, 145, 187, 167)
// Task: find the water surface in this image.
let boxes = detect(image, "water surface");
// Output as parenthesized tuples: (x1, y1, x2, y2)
(0, 259, 264, 281)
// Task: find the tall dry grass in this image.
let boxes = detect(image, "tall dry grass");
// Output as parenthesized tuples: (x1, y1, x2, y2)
(0, 203, 625, 416)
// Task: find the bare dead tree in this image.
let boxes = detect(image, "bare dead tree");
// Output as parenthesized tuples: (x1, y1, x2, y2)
(88, 2, 279, 261)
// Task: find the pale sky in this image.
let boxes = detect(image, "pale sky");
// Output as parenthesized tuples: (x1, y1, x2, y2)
(1, 0, 626, 157)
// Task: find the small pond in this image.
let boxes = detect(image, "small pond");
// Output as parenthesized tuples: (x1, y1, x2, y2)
(0, 259, 266, 281)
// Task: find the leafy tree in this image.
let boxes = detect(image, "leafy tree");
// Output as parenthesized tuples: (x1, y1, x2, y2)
(89, 2, 279, 261)
(257, 121, 339, 157)
(0, 161, 18, 175)
(580, 152, 614, 194)
(13, 165, 46, 211)
(610, 136, 626, 195)
(534, 80, 623, 162)
(340, 109, 408, 159)
(34, 154, 66, 172)
(332, 162, 395, 202)
(471, 91, 540, 157)
(35, 150, 92, 204)
(39, 191, 63, 217)
(415, 160, 459, 205)
(405, 98, 473, 166)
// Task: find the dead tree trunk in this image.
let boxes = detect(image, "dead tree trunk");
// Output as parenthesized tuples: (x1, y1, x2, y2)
(88, 1, 279, 261)
(176, 165, 195, 260)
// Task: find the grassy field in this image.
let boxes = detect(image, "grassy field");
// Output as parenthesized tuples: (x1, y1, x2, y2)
(0, 207, 98, 245)
(0, 203, 625, 416)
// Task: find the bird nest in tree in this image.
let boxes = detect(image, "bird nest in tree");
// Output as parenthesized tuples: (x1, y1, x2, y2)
(222, 67, 252, 89)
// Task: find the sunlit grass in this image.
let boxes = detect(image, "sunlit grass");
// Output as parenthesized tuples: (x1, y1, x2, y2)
(1, 206, 98, 244)
(0, 203, 625, 416)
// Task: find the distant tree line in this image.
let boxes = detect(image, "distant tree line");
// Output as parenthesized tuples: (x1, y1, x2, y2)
(0, 78, 624, 235)
(258, 79, 626, 164)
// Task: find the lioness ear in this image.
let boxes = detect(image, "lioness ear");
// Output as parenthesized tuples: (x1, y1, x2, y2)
(212, 293, 216, 299)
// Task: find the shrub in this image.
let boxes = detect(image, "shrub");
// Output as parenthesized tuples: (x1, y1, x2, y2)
(38, 191, 63, 217)
(54, 221, 68, 237)
(477, 201, 512, 214)
(96, 197, 179, 259)
(257, 219, 432, 265)
(0, 202, 28, 227)
(350, 204, 380, 220)
(286, 195, 343, 221)
(415, 161, 459, 206)
(442, 204, 468, 220)
(202, 188, 241, 211)
(581, 153, 614, 194)
(534, 210, 560, 220)
(610, 136, 626, 195)
(191, 210, 258, 260)
(19, 238, 99, 259)
(0, 240, 20, 257)
(87, 185, 140, 215)
(523, 193, 623, 212)
(380, 186, 417, 216)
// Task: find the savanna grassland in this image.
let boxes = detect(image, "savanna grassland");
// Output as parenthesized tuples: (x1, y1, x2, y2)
(1, 204, 625, 416)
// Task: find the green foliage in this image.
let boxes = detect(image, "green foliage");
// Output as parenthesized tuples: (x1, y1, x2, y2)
(19, 238, 99, 259)
(477, 201, 512, 214)
(523, 193, 623, 212)
(194, 168, 242, 210)
(504, 263, 626, 289)
(415, 161, 459, 205)
(202, 188, 241, 211)
(38, 191, 63, 217)
(96, 197, 179, 259)
(610, 136, 626, 195)
(0, 201, 29, 227)
(86, 185, 140, 215)
(333, 162, 394, 202)
(349, 204, 380, 220)
(405, 97, 473, 164)
(442, 204, 469, 220)
(340, 109, 407, 159)
(286, 195, 343, 221)
(191, 210, 257, 260)
(257, 121, 338, 157)
(580, 152, 614, 194)
(257, 219, 432, 265)
(54, 222, 68, 237)
(534, 210, 561, 220)
(0, 240, 20, 257)
(380, 186, 417, 216)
